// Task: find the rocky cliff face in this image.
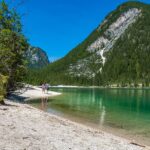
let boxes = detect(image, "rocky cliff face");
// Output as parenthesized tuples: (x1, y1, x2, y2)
(26, 46, 49, 68)
(88, 8, 141, 63)
(69, 8, 141, 78)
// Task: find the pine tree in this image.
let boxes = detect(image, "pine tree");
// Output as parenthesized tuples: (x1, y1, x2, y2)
(0, 0, 28, 104)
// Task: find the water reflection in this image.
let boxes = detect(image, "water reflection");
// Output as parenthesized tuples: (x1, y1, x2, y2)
(29, 88, 150, 145)
(50, 88, 150, 129)
(39, 97, 48, 111)
(98, 98, 106, 126)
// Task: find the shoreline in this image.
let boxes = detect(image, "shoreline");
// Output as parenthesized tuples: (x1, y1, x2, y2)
(8, 85, 62, 102)
(50, 85, 150, 89)
(50, 110, 150, 148)
(0, 86, 148, 150)
(0, 100, 148, 150)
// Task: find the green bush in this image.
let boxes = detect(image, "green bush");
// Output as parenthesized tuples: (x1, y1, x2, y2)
(0, 74, 8, 103)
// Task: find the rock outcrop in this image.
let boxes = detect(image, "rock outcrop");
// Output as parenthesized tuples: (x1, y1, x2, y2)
(68, 7, 142, 78)
(26, 46, 49, 68)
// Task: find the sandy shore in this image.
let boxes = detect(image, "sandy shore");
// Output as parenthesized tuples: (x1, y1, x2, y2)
(8, 85, 61, 101)
(0, 100, 148, 150)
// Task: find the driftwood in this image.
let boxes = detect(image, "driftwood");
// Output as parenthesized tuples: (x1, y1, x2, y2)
(130, 142, 146, 148)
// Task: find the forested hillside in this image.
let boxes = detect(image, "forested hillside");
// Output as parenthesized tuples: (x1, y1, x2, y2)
(25, 2, 150, 87)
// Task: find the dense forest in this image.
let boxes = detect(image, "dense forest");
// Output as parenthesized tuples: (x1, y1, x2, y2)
(0, 0, 28, 104)
(24, 2, 150, 87)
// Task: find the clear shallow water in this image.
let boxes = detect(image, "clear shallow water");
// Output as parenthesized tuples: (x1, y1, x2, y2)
(28, 88, 150, 145)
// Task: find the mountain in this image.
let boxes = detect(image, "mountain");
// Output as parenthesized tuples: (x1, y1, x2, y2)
(26, 2, 150, 87)
(26, 46, 49, 68)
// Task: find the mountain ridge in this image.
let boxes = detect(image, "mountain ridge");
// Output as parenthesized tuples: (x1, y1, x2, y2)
(26, 1, 150, 87)
(26, 46, 49, 68)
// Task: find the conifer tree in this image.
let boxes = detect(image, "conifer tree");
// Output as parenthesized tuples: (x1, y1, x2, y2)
(0, 0, 28, 104)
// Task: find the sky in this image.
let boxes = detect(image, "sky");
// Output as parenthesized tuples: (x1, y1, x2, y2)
(11, 0, 150, 61)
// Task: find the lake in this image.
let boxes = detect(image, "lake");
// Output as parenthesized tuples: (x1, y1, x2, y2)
(28, 87, 150, 146)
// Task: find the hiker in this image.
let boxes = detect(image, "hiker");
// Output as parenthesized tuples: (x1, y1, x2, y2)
(45, 83, 49, 93)
(42, 83, 45, 93)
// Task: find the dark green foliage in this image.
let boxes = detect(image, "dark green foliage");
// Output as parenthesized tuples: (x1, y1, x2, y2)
(0, 74, 8, 104)
(0, 0, 28, 95)
(102, 3, 150, 86)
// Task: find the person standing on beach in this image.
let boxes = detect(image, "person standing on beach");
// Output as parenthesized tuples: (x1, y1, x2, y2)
(42, 83, 45, 93)
(45, 83, 49, 94)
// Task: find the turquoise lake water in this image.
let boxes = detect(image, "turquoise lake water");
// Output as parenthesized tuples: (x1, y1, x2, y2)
(28, 88, 150, 145)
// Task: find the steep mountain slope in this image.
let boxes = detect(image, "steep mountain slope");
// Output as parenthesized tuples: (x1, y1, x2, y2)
(26, 46, 49, 68)
(26, 2, 150, 86)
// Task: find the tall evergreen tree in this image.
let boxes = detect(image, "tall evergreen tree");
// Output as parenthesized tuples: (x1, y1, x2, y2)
(0, 0, 28, 104)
